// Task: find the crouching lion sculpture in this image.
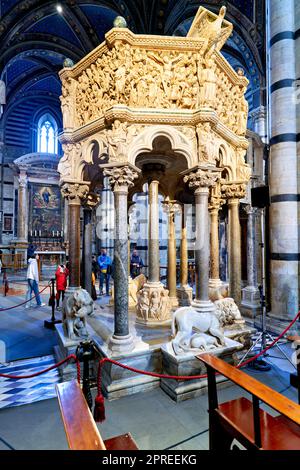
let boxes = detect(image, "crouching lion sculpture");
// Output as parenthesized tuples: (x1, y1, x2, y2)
(62, 288, 94, 340)
(171, 306, 225, 355)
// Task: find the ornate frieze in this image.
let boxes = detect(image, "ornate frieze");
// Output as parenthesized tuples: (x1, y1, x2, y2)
(221, 182, 247, 200)
(58, 143, 82, 179)
(59, 6, 249, 136)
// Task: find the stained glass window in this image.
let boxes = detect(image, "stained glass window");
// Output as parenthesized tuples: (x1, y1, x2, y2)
(37, 114, 58, 154)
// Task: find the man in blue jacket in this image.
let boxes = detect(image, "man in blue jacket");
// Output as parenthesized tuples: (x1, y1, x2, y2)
(97, 249, 112, 296)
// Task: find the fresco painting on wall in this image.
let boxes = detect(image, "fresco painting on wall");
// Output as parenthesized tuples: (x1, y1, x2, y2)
(30, 184, 62, 235)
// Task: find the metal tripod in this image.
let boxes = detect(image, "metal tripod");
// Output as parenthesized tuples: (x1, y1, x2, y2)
(238, 208, 295, 369)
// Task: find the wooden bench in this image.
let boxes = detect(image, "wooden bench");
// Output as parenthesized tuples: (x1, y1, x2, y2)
(56, 380, 138, 450)
(197, 353, 300, 450)
(287, 335, 300, 404)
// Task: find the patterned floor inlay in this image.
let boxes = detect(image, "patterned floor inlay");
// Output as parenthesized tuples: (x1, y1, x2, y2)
(0, 355, 60, 409)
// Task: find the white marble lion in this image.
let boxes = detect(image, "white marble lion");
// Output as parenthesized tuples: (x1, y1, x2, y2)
(171, 306, 225, 355)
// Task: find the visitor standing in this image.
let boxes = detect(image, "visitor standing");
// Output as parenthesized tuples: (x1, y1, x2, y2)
(55, 264, 69, 310)
(97, 249, 112, 296)
(25, 254, 45, 308)
(130, 249, 144, 278)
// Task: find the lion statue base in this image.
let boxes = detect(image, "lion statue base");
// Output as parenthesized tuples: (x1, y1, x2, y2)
(62, 288, 94, 340)
(171, 305, 225, 355)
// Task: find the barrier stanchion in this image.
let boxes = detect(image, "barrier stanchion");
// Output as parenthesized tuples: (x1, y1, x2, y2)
(76, 340, 97, 410)
(44, 278, 62, 329)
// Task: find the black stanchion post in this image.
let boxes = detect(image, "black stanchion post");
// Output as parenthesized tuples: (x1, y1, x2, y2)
(76, 340, 97, 410)
(44, 278, 62, 329)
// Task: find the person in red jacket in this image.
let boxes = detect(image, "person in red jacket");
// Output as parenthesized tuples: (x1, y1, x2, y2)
(55, 264, 69, 310)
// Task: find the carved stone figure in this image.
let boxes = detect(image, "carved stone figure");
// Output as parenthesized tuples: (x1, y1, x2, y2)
(62, 288, 94, 340)
(171, 306, 225, 355)
(129, 273, 146, 305)
(107, 120, 128, 161)
(136, 285, 171, 322)
(187, 6, 233, 57)
(214, 297, 245, 328)
(197, 123, 218, 163)
(60, 78, 77, 129)
(137, 289, 150, 320)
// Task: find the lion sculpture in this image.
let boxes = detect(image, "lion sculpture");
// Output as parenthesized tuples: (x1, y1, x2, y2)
(171, 306, 225, 355)
(62, 288, 94, 340)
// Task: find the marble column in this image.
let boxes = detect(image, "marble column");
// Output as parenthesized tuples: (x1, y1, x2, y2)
(103, 165, 139, 352)
(241, 206, 260, 317)
(63, 199, 69, 253)
(268, 0, 299, 331)
(222, 183, 246, 305)
(177, 204, 193, 305)
(183, 166, 219, 313)
(17, 170, 29, 243)
(148, 180, 160, 284)
(61, 182, 89, 291)
(135, 176, 171, 325)
(209, 200, 223, 289)
(162, 198, 180, 307)
(82, 193, 100, 295)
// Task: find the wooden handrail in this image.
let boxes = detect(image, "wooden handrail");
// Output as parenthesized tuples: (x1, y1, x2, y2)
(56, 380, 106, 450)
(198, 353, 300, 426)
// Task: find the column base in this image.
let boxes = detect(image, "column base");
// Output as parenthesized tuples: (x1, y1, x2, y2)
(191, 299, 216, 314)
(176, 285, 193, 306)
(136, 282, 172, 326)
(108, 334, 135, 354)
(241, 286, 261, 319)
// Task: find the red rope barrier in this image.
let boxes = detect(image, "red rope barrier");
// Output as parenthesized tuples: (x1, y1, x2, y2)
(0, 283, 51, 311)
(93, 311, 300, 422)
(0, 354, 81, 383)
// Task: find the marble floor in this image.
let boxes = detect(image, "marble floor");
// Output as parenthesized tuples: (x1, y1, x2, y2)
(0, 341, 298, 450)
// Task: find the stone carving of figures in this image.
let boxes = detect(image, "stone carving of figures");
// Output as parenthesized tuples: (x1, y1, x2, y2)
(150, 291, 160, 319)
(115, 64, 127, 101)
(107, 120, 128, 161)
(236, 98, 248, 135)
(160, 290, 170, 320)
(136, 66, 148, 107)
(200, 58, 216, 107)
(147, 52, 184, 97)
(137, 289, 150, 320)
(61, 78, 77, 129)
(58, 143, 79, 178)
(197, 123, 217, 163)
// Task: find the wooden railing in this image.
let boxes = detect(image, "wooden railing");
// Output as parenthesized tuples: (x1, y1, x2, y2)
(56, 380, 138, 450)
(198, 353, 300, 450)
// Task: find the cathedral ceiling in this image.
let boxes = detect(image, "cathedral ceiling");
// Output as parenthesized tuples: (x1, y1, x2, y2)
(0, 0, 265, 122)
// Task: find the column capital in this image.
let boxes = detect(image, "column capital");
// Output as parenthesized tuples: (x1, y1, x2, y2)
(82, 192, 101, 209)
(243, 204, 257, 216)
(103, 164, 140, 193)
(183, 166, 220, 193)
(221, 182, 246, 200)
(162, 197, 181, 216)
(60, 181, 90, 204)
(18, 171, 28, 188)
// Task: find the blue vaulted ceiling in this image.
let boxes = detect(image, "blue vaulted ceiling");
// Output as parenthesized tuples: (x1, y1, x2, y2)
(0, 0, 265, 151)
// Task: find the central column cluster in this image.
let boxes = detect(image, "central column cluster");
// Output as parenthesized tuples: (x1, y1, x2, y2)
(183, 166, 221, 314)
